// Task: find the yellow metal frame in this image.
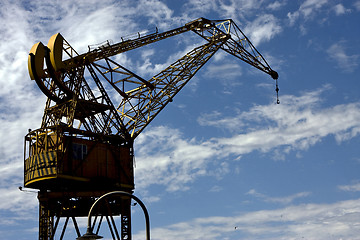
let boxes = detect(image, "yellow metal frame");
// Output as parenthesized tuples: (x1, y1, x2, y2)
(28, 18, 277, 141)
(28, 42, 45, 80)
(24, 151, 57, 186)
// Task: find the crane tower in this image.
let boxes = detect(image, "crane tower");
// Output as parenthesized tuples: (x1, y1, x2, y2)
(25, 18, 279, 239)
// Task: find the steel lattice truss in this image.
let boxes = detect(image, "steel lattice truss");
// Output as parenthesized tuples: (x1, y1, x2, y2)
(29, 18, 278, 143)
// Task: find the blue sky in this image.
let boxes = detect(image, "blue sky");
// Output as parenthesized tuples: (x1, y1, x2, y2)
(1, 0, 360, 239)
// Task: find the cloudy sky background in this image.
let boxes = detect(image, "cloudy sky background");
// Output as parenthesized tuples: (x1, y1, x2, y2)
(1, 0, 360, 239)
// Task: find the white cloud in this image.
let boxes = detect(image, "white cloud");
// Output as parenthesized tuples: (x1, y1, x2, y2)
(267, 1, 286, 11)
(333, 3, 351, 16)
(299, 0, 328, 17)
(203, 62, 243, 94)
(199, 85, 360, 154)
(138, 0, 174, 29)
(24, 1, 126, 43)
(209, 185, 223, 192)
(246, 189, 311, 204)
(135, 126, 221, 192)
(184, 0, 265, 20)
(198, 110, 246, 131)
(134, 198, 360, 239)
(136, 43, 203, 78)
(223, 103, 360, 154)
(134, 85, 360, 192)
(244, 14, 282, 46)
(205, 63, 242, 80)
(327, 41, 359, 73)
(338, 182, 360, 192)
(287, 11, 300, 26)
(0, 3, 47, 230)
(142, 194, 161, 203)
(355, 1, 360, 11)
(0, 186, 38, 230)
(287, 0, 328, 25)
(22, 0, 178, 53)
(0, 1, 47, 173)
(182, 0, 283, 48)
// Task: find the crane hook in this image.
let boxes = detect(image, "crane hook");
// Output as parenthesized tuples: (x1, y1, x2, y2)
(275, 79, 280, 104)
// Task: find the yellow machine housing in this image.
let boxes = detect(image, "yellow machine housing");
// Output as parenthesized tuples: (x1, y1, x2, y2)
(24, 128, 134, 191)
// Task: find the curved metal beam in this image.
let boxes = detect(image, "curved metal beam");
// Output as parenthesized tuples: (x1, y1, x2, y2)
(79, 191, 150, 240)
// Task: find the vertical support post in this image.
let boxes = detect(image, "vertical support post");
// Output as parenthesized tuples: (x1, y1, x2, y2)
(39, 197, 53, 240)
(121, 198, 131, 240)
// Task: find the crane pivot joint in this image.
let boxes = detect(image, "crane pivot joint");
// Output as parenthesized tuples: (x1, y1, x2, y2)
(270, 70, 278, 80)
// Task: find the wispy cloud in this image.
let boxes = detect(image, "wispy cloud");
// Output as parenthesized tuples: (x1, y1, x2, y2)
(338, 182, 360, 192)
(184, 0, 266, 20)
(134, 85, 360, 192)
(135, 126, 221, 192)
(267, 1, 286, 11)
(287, 0, 329, 25)
(0, 187, 38, 214)
(203, 62, 244, 94)
(184, 0, 283, 46)
(200, 85, 360, 148)
(332, 3, 351, 16)
(244, 14, 282, 46)
(214, 99, 360, 154)
(138, 0, 175, 29)
(246, 189, 311, 204)
(354, 1, 360, 11)
(327, 41, 359, 73)
(134, 198, 360, 239)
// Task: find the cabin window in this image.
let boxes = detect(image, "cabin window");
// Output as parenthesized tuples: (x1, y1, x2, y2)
(72, 143, 87, 160)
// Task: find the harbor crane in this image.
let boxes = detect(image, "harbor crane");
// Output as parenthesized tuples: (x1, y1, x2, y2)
(25, 17, 279, 239)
